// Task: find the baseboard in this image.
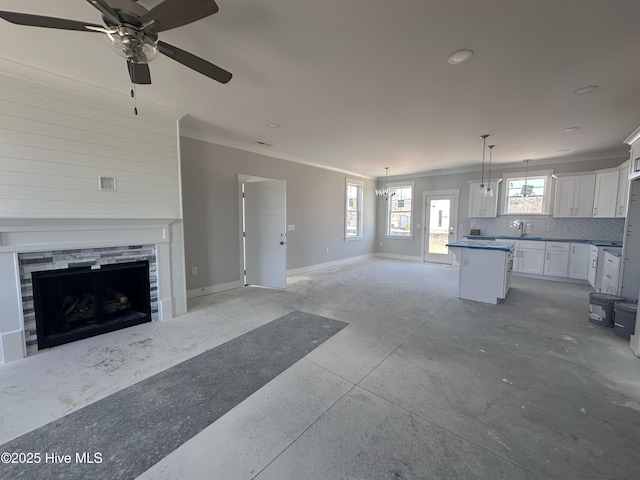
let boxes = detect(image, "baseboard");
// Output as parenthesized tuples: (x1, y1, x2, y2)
(512, 272, 590, 285)
(374, 252, 423, 262)
(158, 298, 174, 320)
(187, 280, 244, 299)
(286, 254, 375, 276)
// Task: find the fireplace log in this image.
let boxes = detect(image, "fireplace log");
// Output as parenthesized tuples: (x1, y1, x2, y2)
(76, 294, 93, 312)
(104, 299, 131, 314)
(63, 296, 80, 316)
(66, 306, 96, 324)
(105, 288, 129, 305)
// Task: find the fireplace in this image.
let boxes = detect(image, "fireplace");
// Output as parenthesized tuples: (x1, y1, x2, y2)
(32, 261, 152, 349)
(0, 219, 184, 364)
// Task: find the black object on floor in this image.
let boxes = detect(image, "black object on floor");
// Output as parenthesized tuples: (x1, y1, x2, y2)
(0, 311, 348, 480)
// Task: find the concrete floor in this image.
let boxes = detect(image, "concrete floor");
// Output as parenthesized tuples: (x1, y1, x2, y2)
(1, 257, 639, 479)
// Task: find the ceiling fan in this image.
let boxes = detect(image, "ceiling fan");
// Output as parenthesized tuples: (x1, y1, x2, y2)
(0, 0, 232, 87)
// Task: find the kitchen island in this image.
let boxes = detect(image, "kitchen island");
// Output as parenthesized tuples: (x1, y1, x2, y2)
(446, 240, 516, 304)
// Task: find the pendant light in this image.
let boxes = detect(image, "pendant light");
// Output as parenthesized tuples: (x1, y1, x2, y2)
(478, 134, 490, 194)
(521, 159, 531, 196)
(485, 144, 495, 197)
(375, 167, 397, 201)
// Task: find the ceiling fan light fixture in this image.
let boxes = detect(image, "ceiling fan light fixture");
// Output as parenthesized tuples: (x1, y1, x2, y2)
(105, 27, 159, 63)
(448, 49, 474, 65)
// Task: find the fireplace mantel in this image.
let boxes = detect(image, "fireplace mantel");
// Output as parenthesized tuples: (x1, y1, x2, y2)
(0, 218, 186, 364)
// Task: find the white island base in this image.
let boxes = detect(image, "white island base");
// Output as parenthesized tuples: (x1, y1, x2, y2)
(447, 240, 515, 305)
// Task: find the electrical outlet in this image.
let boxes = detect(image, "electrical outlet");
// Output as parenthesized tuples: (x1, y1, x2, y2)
(325, 248, 329, 254)
(191, 266, 198, 275)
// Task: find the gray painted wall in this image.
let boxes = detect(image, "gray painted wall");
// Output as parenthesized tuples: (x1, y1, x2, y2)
(376, 155, 628, 257)
(181, 137, 376, 291)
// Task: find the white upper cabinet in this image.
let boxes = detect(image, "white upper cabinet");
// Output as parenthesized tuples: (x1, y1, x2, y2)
(553, 174, 595, 218)
(593, 169, 620, 218)
(626, 127, 640, 181)
(468, 181, 499, 217)
(616, 161, 630, 218)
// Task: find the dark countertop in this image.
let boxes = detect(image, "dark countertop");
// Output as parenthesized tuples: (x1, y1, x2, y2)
(446, 239, 516, 252)
(463, 235, 622, 247)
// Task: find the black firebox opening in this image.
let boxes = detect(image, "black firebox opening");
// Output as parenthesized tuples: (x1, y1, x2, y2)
(32, 260, 152, 349)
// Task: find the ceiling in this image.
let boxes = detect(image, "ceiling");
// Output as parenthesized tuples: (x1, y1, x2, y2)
(1, 0, 640, 178)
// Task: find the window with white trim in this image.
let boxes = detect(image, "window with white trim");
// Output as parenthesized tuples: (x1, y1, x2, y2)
(386, 184, 413, 237)
(502, 170, 553, 215)
(345, 178, 363, 239)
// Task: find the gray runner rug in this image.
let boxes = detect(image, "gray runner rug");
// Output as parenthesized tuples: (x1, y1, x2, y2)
(0, 310, 348, 480)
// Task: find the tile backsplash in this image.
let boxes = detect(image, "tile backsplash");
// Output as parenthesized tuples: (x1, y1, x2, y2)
(469, 217, 624, 241)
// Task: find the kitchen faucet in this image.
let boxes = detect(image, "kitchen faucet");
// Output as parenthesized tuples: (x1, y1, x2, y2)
(518, 221, 526, 237)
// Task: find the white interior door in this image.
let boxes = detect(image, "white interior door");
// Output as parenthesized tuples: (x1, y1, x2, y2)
(244, 180, 287, 288)
(423, 193, 457, 264)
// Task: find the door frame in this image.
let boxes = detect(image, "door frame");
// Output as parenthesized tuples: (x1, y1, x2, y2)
(421, 189, 459, 264)
(238, 174, 286, 287)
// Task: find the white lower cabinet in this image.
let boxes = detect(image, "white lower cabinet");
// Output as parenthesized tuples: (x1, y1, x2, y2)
(601, 252, 621, 295)
(587, 245, 599, 288)
(544, 242, 570, 277)
(568, 243, 590, 280)
(513, 241, 545, 274)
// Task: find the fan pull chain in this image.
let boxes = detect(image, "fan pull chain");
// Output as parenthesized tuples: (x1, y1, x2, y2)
(131, 83, 138, 116)
(129, 59, 138, 116)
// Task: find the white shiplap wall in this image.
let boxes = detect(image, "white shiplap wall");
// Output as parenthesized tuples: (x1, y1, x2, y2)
(0, 73, 181, 219)
(0, 71, 188, 362)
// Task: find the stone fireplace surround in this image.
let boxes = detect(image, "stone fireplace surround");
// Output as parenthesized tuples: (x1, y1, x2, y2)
(20, 245, 158, 356)
(0, 219, 180, 364)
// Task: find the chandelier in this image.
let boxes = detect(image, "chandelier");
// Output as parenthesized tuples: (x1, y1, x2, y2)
(521, 159, 532, 196)
(375, 167, 396, 201)
(485, 144, 495, 197)
(478, 134, 490, 195)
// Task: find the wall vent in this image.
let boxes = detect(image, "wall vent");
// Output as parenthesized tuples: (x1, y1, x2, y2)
(98, 176, 117, 191)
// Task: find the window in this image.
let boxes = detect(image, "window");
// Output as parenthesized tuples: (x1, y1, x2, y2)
(502, 170, 553, 215)
(345, 179, 363, 239)
(387, 184, 413, 237)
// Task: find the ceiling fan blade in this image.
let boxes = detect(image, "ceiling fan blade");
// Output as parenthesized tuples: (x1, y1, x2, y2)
(158, 41, 231, 84)
(85, 0, 122, 26)
(0, 11, 102, 31)
(141, 0, 218, 33)
(127, 62, 152, 85)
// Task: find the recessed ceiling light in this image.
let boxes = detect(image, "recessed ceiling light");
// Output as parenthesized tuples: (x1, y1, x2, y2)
(573, 85, 598, 95)
(266, 123, 280, 128)
(563, 127, 580, 132)
(448, 49, 474, 65)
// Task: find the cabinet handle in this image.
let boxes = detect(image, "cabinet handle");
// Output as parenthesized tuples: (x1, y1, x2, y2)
(592, 259, 596, 268)
(620, 205, 624, 215)
(546, 252, 550, 260)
